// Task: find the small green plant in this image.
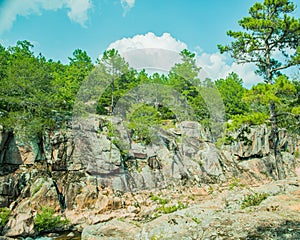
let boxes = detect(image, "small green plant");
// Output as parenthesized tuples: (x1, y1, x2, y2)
(150, 193, 169, 205)
(34, 207, 69, 233)
(295, 151, 300, 158)
(0, 208, 10, 227)
(241, 192, 268, 209)
(188, 195, 195, 201)
(229, 178, 245, 190)
(216, 135, 235, 148)
(151, 235, 163, 240)
(156, 201, 187, 214)
(208, 186, 214, 195)
(192, 217, 201, 224)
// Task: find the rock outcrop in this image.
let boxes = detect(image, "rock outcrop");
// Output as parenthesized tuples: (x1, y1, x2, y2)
(0, 116, 299, 238)
(82, 178, 300, 240)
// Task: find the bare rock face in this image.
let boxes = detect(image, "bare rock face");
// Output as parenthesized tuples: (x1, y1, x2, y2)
(82, 219, 140, 240)
(0, 118, 299, 238)
(4, 211, 34, 238)
(82, 178, 300, 240)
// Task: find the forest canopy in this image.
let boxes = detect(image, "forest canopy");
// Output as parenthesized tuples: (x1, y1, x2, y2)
(0, 40, 299, 143)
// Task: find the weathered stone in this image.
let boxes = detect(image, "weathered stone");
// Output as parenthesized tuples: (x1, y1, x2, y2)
(4, 212, 34, 237)
(81, 219, 139, 240)
(1, 118, 300, 237)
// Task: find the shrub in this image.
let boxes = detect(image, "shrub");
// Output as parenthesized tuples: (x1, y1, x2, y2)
(34, 207, 69, 233)
(0, 208, 10, 227)
(241, 192, 268, 209)
(156, 201, 187, 214)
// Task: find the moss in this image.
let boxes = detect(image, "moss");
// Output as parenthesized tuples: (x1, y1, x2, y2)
(0, 208, 10, 227)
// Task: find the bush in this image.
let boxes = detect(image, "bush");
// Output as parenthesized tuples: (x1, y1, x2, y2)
(0, 208, 10, 227)
(34, 207, 69, 233)
(241, 192, 268, 209)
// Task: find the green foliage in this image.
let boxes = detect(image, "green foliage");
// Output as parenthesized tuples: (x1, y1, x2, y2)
(245, 76, 297, 106)
(0, 37, 298, 148)
(168, 49, 209, 122)
(244, 76, 299, 133)
(191, 217, 201, 224)
(0, 208, 10, 227)
(52, 49, 93, 113)
(150, 193, 169, 205)
(156, 201, 187, 214)
(215, 72, 249, 119)
(241, 192, 268, 209)
(0, 41, 55, 138)
(96, 48, 131, 114)
(34, 207, 69, 233)
(227, 112, 269, 131)
(228, 178, 246, 190)
(0, 41, 93, 141)
(218, 0, 299, 83)
(126, 104, 162, 145)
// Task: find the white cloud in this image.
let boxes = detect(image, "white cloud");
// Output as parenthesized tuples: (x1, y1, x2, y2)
(106, 32, 187, 73)
(197, 52, 264, 88)
(0, 0, 92, 34)
(66, 0, 92, 26)
(108, 32, 186, 52)
(105, 32, 262, 86)
(120, 0, 135, 16)
(104, 32, 299, 88)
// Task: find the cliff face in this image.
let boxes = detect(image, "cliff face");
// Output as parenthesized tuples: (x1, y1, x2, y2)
(0, 117, 299, 237)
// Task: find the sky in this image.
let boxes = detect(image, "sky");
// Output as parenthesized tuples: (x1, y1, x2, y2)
(0, 0, 299, 87)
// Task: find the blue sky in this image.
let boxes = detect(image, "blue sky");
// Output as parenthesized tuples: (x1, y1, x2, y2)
(0, 0, 299, 87)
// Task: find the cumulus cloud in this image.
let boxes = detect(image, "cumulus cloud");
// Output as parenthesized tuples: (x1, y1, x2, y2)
(66, 0, 92, 26)
(105, 32, 300, 87)
(105, 32, 263, 86)
(197, 52, 264, 88)
(0, 0, 92, 34)
(106, 32, 187, 73)
(120, 0, 135, 16)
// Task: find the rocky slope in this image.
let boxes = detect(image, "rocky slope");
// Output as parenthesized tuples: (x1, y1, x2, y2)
(0, 116, 299, 238)
(82, 177, 300, 239)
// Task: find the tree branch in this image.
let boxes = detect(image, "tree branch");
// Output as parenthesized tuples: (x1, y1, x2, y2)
(270, 63, 292, 73)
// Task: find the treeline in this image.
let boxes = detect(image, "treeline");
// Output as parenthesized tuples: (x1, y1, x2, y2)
(0, 40, 299, 143)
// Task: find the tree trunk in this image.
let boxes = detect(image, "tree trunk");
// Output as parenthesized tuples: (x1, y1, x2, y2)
(111, 79, 114, 115)
(269, 101, 285, 179)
